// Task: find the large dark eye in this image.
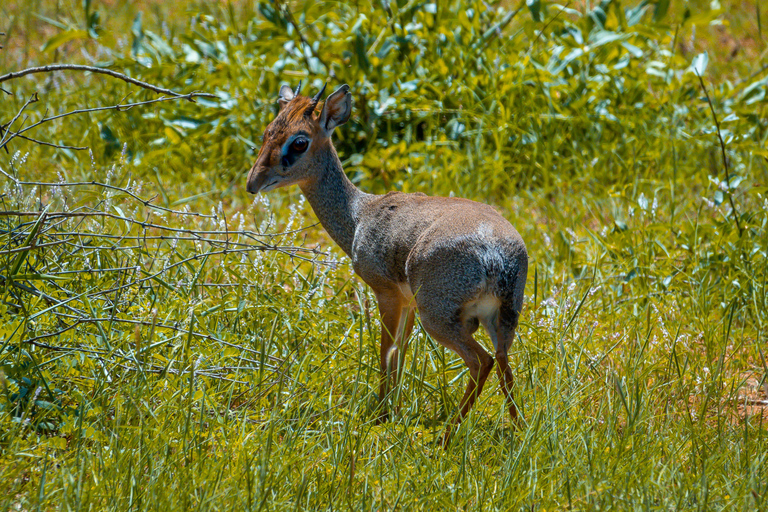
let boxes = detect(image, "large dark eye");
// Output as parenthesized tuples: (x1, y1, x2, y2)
(291, 138, 309, 153)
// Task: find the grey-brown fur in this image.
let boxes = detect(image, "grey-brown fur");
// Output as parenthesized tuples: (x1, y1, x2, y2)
(246, 84, 528, 445)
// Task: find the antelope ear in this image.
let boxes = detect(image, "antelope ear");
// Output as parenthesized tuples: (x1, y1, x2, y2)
(278, 84, 295, 110)
(319, 84, 352, 136)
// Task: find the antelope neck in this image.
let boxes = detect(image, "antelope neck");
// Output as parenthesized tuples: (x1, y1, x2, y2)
(299, 143, 371, 256)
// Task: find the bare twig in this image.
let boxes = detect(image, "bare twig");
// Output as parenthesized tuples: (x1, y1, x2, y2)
(0, 92, 216, 153)
(0, 177, 330, 389)
(85, 244, 321, 300)
(527, 1, 572, 52)
(0, 210, 321, 241)
(0, 238, 71, 255)
(3, 132, 88, 151)
(0, 179, 216, 219)
(0, 93, 39, 150)
(0, 64, 217, 100)
(2, 278, 88, 317)
(110, 362, 251, 384)
(728, 61, 768, 99)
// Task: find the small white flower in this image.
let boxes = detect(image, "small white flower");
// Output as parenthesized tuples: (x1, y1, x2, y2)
(638, 193, 648, 211)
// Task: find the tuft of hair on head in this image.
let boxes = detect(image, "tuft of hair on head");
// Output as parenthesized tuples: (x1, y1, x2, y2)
(280, 82, 329, 123)
(285, 96, 317, 123)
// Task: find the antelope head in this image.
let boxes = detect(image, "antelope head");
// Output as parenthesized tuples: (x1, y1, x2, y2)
(246, 82, 352, 194)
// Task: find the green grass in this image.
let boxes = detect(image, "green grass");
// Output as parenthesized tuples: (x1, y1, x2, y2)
(1, 0, 767, 509)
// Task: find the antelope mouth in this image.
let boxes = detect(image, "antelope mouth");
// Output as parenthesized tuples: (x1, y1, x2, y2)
(260, 178, 282, 193)
(247, 171, 282, 195)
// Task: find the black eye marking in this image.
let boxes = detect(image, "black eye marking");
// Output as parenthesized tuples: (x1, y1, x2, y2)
(281, 134, 311, 167)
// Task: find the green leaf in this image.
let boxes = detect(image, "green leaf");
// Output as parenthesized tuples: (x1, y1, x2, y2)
(621, 42, 644, 58)
(589, 31, 625, 48)
(690, 51, 709, 76)
(131, 12, 144, 56)
(41, 30, 88, 53)
(11, 274, 67, 281)
(99, 123, 121, 158)
(727, 175, 744, 189)
(87, 12, 100, 38)
(653, 0, 670, 22)
(527, 0, 541, 22)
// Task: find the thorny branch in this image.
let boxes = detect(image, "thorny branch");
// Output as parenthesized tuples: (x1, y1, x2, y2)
(1, 61, 219, 155)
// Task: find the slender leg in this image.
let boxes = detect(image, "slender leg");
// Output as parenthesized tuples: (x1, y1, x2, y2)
(393, 307, 416, 381)
(485, 316, 519, 424)
(389, 306, 416, 413)
(374, 291, 404, 424)
(493, 311, 521, 424)
(495, 351, 518, 423)
(430, 334, 494, 447)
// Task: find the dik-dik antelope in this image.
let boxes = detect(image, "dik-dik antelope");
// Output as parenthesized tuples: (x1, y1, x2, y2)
(246, 83, 528, 445)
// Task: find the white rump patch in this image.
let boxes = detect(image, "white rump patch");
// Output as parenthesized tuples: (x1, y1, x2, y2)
(463, 293, 501, 326)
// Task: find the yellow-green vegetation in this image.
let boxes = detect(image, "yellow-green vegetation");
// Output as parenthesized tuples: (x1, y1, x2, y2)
(1, 0, 767, 509)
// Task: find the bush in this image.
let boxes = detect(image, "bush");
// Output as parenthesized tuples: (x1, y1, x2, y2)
(1, 0, 766, 509)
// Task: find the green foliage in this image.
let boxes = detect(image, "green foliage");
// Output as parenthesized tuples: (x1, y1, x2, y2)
(1, 0, 767, 510)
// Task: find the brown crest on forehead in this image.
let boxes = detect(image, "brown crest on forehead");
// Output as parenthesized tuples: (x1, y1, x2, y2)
(282, 96, 320, 124)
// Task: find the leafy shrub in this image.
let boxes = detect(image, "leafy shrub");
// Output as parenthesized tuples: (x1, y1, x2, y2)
(0, 0, 767, 509)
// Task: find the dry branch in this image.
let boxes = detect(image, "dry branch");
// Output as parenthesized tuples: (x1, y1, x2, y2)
(0, 61, 324, 399)
(0, 64, 216, 100)
(0, 92, 217, 153)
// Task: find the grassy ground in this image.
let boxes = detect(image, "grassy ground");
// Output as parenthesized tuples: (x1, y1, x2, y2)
(1, 0, 767, 510)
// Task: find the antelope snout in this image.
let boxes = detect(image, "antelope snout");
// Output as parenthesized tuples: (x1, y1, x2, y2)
(246, 165, 268, 195)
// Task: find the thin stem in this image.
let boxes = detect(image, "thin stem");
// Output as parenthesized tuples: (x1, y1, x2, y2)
(0, 93, 38, 148)
(0, 93, 214, 153)
(0, 177, 215, 219)
(695, 71, 744, 237)
(277, 1, 329, 73)
(0, 210, 319, 239)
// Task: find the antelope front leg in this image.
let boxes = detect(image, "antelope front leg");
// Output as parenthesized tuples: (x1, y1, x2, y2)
(391, 306, 416, 411)
(374, 291, 406, 424)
